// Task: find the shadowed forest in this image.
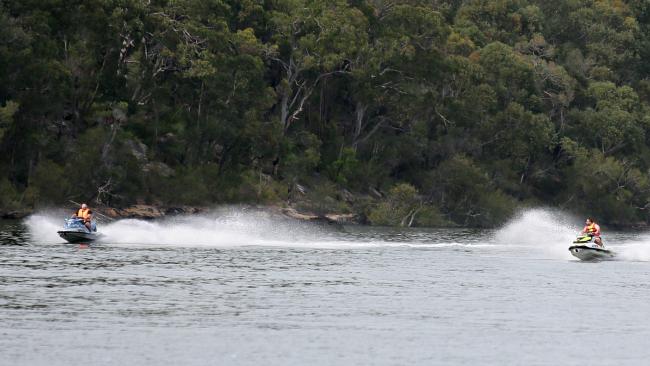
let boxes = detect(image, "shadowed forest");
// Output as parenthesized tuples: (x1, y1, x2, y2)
(1, 0, 650, 227)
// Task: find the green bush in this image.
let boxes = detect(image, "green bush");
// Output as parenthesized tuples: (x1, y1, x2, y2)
(233, 169, 285, 204)
(296, 181, 351, 215)
(29, 160, 71, 205)
(283, 132, 321, 180)
(0, 178, 20, 210)
(413, 205, 451, 227)
(157, 167, 211, 206)
(427, 156, 517, 227)
(328, 148, 360, 185)
(368, 183, 421, 227)
(562, 148, 650, 225)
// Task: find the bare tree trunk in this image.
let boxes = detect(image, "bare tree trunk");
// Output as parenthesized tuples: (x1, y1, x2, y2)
(319, 80, 326, 128)
(101, 123, 119, 161)
(152, 98, 159, 154)
(400, 205, 422, 228)
(197, 80, 204, 128)
(280, 92, 290, 132)
(407, 206, 422, 228)
(353, 116, 385, 149)
(275, 57, 344, 135)
(352, 102, 367, 151)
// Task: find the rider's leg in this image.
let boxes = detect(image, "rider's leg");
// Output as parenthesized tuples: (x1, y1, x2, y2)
(594, 236, 603, 246)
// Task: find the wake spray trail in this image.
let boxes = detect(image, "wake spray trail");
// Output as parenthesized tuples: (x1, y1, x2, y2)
(615, 237, 650, 261)
(26, 208, 399, 248)
(25, 207, 650, 258)
(494, 208, 579, 260)
(27, 208, 339, 247)
(25, 213, 68, 244)
(25, 207, 496, 249)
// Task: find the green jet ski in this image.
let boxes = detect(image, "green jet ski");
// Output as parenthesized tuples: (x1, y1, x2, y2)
(569, 234, 615, 261)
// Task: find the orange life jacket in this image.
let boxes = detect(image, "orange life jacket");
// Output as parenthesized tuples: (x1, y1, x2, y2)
(586, 223, 598, 234)
(76, 208, 91, 221)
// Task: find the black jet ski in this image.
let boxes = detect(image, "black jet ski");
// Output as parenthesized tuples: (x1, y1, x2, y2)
(57, 218, 102, 243)
(569, 234, 615, 261)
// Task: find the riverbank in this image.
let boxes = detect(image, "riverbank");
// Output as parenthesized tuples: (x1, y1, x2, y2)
(0, 204, 361, 225)
(103, 204, 360, 225)
(1, 210, 31, 220)
(2, 203, 648, 229)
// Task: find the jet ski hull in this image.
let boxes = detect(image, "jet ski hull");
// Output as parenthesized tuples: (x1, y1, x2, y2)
(569, 245, 615, 261)
(57, 230, 102, 243)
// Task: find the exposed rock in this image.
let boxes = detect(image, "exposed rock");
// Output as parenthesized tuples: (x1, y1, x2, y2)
(338, 188, 355, 203)
(143, 162, 175, 177)
(324, 213, 359, 225)
(0, 204, 356, 224)
(125, 139, 148, 163)
(102, 207, 121, 218)
(158, 132, 176, 144)
(164, 206, 205, 216)
(369, 187, 383, 199)
(295, 183, 307, 195)
(212, 144, 224, 155)
(280, 207, 358, 225)
(112, 105, 128, 122)
(281, 207, 319, 221)
(119, 204, 164, 219)
(1, 210, 31, 220)
(92, 205, 204, 220)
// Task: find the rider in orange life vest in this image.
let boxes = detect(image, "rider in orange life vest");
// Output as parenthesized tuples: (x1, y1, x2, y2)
(581, 217, 602, 247)
(72, 203, 93, 230)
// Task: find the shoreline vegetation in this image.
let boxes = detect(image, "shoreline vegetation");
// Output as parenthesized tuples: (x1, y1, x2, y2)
(2, 1, 650, 228)
(0, 204, 360, 225)
(3, 203, 650, 230)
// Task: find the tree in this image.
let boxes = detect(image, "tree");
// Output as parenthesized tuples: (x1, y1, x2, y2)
(267, 0, 368, 134)
(567, 82, 645, 156)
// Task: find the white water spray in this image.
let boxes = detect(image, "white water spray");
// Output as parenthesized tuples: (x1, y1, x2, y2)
(26, 208, 487, 249)
(494, 208, 580, 260)
(614, 236, 650, 261)
(494, 208, 650, 261)
(24, 207, 650, 259)
(24, 208, 510, 250)
(26, 208, 338, 247)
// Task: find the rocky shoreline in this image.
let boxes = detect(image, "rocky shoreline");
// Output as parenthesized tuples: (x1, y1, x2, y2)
(3, 205, 648, 229)
(0, 204, 361, 225)
(1, 210, 32, 220)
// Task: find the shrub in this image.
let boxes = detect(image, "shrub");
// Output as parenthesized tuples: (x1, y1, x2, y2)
(427, 155, 517, 227)
(29, 160, 71, 205)
(328, 148, 360, 185)
(368, 183, 421, 226)
(413, 205, 451, 227)
(296, 181, 350, 215)
(562, 149, 650, 225)
(0, 178, 20, 210)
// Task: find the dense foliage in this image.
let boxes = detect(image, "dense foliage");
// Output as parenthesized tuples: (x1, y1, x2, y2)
(2, 0, 650, 227)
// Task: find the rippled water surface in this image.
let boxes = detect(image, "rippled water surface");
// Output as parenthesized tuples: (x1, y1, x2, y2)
(2, 210, 650, 365)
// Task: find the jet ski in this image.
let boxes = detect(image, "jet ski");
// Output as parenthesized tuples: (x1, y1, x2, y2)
(57, 218, 102, 243)
(569, 234, 615, 261)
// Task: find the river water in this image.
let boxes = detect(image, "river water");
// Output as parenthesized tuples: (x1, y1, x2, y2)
(1, 208, 650, 365)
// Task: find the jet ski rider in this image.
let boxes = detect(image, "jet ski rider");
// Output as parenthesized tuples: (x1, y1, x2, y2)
(582, 217, 602, 247)
(72, 203, 93, 231)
